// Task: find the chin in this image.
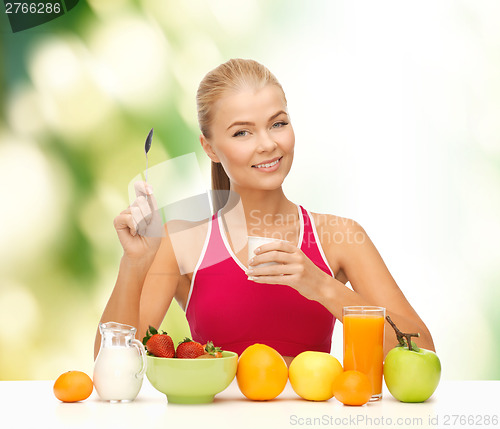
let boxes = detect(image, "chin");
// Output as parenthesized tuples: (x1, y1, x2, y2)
(253, 175, 287, 191)
(232, 175, 284, 192)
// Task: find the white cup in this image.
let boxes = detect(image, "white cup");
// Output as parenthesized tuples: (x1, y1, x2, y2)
(247, 236, 289, 267)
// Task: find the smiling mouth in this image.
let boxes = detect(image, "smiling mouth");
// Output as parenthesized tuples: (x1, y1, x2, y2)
(252, 156, 283, 168)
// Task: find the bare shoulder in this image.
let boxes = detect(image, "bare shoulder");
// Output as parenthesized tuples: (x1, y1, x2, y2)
(308, 211, 366, 283)
(166, 217, 209, 237)
(310, 211, 386, 279)
(165, 216, 211, 274)
(309, 211, 365, 248)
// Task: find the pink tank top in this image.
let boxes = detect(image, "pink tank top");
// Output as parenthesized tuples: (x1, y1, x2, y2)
(185, 204, 336, 356)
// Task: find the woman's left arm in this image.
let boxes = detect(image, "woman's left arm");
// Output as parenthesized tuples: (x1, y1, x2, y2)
(247, 216, 435, 357)
(324, 218, 435, 355)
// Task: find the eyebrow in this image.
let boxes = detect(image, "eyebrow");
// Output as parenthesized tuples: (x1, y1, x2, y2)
(226, 110, 288, 131)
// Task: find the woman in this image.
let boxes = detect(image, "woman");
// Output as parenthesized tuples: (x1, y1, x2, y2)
(94, 59, 435, 364)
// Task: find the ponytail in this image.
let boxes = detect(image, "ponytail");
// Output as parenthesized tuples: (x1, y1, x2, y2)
(211, 161, 230, 213)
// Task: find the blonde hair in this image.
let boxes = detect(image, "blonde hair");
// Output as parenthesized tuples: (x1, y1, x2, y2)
(196, 58, 287, 212)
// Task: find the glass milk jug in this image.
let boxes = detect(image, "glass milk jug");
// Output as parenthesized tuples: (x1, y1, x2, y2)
(93, 322, 147, 402)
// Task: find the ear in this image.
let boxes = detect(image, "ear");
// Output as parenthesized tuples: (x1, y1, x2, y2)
(199, 134, 220, 163)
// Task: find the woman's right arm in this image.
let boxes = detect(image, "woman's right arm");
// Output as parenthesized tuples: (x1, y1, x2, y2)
(93, 182, 180, 359)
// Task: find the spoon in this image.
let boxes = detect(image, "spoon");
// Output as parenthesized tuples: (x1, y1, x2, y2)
(144, 128, 153, 199)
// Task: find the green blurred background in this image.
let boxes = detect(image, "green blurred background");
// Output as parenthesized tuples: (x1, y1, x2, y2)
(1, 0, 499, 380)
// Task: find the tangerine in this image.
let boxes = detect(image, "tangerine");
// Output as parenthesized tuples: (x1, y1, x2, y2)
(289, 351, 343, 401)
(333, 370, 372, 406)
(53, 370, 93, 403)
(236, 344, 288, 400)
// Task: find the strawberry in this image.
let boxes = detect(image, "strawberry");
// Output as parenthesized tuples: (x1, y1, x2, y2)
(176, 337, 205, 359)
(204, 341, 223, 358)
(196, 354, 215, 359)
(142, 326, 175, 358)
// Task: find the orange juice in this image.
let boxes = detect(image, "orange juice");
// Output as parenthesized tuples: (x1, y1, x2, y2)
(343, 307, 385, 400)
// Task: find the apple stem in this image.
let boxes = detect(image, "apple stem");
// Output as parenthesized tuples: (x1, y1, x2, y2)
(386, 316, 420, 351)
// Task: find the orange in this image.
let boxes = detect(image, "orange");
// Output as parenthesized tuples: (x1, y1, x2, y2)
(289, 351, 343, 401)
(333, 370, 372, 406)
(53, 370, 93, 403)
(236, 344, 288, 400)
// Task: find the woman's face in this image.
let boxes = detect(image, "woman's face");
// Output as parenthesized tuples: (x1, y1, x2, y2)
(202, 84, 295, 192)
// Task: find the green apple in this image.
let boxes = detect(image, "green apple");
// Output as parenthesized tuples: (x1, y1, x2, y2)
(383, 316, 441, 403)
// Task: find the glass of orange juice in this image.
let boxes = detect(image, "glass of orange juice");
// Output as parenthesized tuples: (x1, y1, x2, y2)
(343, 306, 385, 401)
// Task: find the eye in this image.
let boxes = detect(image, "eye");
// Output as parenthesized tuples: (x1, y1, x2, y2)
(272, 121, 289, 129)
(232, 130, 249, 137)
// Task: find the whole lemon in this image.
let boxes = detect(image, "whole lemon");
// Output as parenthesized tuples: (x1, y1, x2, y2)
(289, 351, 343, 401)
(236, 344, 288, 401)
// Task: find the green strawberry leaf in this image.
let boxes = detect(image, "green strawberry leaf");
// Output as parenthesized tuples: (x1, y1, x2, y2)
(204, 340, 222, 356)
(178, 337, 193, 345)
(142, 325, 159, 345)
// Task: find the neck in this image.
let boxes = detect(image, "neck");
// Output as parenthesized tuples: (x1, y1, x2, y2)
(217, 184, 300, 252)
(221, 183, 297, 232)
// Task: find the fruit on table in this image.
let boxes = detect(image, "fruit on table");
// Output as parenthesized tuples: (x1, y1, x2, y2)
(383, 316, 441, 403)
(176, 337, 205, 359)
(236, 343, 288, 400)
(196, 354, 216, 359)
(143, 327, 224, 359)
(142, 326, 175, 358)
(333, 370, 372, 406)
(289, 351, 343, 401)
(203, 341, 223, 358)
(53, 370, 93, 403)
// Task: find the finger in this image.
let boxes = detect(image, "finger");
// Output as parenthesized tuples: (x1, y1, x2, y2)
(143, 193, 163, 237)
(134, 181, 161, 228)
(114, 212, 137, 236)
(130, 205, 146, 236)
(246, 263, 295, 277)
(134, 180, 152, 199)
(136, 195, 153, 224)
(253, 240, 294, 255)
(249, 250, 292, 267)
(146, 192, 161, 223)
(248, 274, 292, 284)
(147, 189, 159, 211)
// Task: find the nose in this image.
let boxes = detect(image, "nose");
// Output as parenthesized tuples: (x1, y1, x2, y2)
(256, 130, 278, 152)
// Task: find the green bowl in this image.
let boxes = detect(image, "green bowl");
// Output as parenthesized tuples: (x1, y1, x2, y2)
(146, 351, 238, 404)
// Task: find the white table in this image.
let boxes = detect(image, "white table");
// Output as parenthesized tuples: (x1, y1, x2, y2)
(1, 379, 498, 429)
